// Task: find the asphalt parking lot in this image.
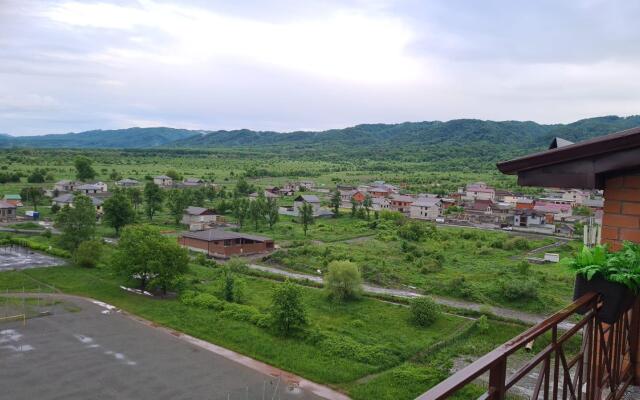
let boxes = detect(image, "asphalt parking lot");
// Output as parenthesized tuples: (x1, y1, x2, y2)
(0, 296, 326, 400)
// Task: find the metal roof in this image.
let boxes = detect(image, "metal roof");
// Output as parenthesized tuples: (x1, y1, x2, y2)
(181, 229, 272, 242)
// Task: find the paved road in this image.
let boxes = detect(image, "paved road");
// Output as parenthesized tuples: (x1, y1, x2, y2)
(248, 264, 575, 330)
(0, 294, 343, 400)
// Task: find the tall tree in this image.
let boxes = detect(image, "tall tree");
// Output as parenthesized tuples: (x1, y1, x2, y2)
(55, 194, 96, 250)
(330, 190, 341, 217)
(103, 191, 136, 235)
(166, 189, 191, 224)
(188, 188, 205, 207)
(350, 197, 358, 218)
(112, 225, 188, 294)
(265, 197, 279, 229)
(232, 197, 250, 228)
(234, 177, 253, 196)
(127, 187, 142, 210)
(143, 182, 164, 221)
(74, 156, 96, 181)
(20, 186, 44, 211)
(363, 194, 373, 220)
(300, 202, 314, 236)
(248, 192, 266, 230)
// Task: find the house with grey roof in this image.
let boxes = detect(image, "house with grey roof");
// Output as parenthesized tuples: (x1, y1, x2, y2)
(409, 197, 442, 220)
(153, 175, 173, 187)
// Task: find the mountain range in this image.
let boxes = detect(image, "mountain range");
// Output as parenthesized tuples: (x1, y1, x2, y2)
(2, 115, 639, 164)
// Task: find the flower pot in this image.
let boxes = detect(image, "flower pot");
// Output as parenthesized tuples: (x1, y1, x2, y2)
(573, 275, 636, 324)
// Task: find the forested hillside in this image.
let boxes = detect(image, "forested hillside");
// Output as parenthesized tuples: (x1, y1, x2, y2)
(3, 116, 640, 168)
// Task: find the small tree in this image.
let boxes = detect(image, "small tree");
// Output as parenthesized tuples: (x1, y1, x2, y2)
(73, 239, 103, 268)
(103, 191, 135, 235)
(265, 197, 279, 229)
(55, 194, 96, 250)
(325, 260, 362, 301)
(20, 186, 44, 211)
(143, 182, 164, 221)
(234, 177, 253, 196)
(300, 202, 314, 236)
(350, 197, 358, 218)
(74, 156, 96, 181)
(269, 280, 307, 336)
(330, 190, 341, 217)
(410, 296, 440, 327)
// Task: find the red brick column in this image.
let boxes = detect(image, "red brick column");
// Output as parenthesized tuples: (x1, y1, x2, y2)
(602, 173, 640, 383)
(602, 174, 640, 251)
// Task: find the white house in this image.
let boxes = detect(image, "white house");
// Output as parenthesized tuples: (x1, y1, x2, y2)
(153, 175, 173, 187)
(76, 182, 107, 195)
(116, 178, 139, 187)
(372, 197, 390, 211)
(513, 209, 546, 227)
(181, 206, 220, 231)
(463, 182, 495, 201)
(294, 195, 321, 215)
(410, 197, 442, 220)
(52, 193, 104, 214)
(54, 180, 78, 193)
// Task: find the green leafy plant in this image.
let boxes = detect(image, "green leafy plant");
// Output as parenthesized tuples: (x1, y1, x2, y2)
(566, 243, 640, 293)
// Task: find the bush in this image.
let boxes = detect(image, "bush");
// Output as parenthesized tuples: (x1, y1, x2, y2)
(73, 240, 103, 268)
(410, 296, 440, 327)
(502, 279, 538, 300)
(516, 261, 530, 275)
(477, 315, 489, 333)
(325, 260, 362, 301)
(180, 291, 225, 310)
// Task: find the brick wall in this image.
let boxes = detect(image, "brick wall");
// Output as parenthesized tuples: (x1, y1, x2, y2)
(602, 173, 640, 382)
(602, 174, 640, 251)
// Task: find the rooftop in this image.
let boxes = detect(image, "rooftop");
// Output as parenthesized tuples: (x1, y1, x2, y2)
(181, 229, 271, 242)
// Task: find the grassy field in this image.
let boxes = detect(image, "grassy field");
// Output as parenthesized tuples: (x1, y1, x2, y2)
(0, 254, 537, 398)
(245, 216, 575, 314)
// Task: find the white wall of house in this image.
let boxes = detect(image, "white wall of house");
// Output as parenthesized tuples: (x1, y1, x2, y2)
(410, 205, 440, 220)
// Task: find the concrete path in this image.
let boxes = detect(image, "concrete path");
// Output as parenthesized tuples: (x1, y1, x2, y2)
(248, 264, 575, 330)
(1, 292, 349, 400)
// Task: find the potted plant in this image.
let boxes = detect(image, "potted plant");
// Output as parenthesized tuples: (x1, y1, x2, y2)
(569, 243, 639, 324)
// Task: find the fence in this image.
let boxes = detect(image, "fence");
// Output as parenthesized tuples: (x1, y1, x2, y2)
(416, 292, 637, 400)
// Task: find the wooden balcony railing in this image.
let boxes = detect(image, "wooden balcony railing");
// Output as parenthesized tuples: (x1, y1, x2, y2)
(416, 292, 638, 400)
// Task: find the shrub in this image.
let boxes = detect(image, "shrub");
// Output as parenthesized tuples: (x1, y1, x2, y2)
(226, 257, 248, 273)
(180, 291, 224, 310)
(477, 315, 489, 333)
(410, 296, 440, 327)
(325, 260, 362, 301)
(73, 240, 103, 268)
(516, 261, 530, 275)
(502, 279, 538, 300)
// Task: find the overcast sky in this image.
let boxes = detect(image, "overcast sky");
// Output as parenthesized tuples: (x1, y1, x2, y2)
(1, 0, 640, 136)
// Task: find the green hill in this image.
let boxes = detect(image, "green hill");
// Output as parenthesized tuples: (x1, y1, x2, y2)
(2, 116, 639, 167)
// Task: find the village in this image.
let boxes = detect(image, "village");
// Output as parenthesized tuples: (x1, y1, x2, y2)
(0, 172, 603, 260)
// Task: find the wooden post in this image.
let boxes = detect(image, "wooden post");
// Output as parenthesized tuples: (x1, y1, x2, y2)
(630, 299, 640, 384)
(487, 358, 507, 400)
